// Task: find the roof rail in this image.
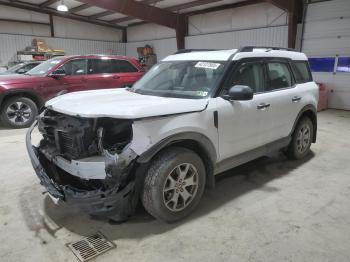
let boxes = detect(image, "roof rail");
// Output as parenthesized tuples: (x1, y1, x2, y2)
(175, 49, 218, 54)
(238, 46, 296, 52)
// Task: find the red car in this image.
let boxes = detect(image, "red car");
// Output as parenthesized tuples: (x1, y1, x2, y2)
(0, 55, 144, 128)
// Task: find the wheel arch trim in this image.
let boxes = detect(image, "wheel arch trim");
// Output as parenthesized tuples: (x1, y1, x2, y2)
(291, 104, 317, 143)
(137, 132, 217, 188)
(0, 90, 43, 109)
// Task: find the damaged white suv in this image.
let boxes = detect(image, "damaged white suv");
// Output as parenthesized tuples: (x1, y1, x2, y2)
(27, 47, 318, 223)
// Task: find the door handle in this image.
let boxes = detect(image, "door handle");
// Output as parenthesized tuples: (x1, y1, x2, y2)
(257, 103, 270, 110)
(113, 76, 120, 79)
(81, 77, 87, 82)
(292, 96, 302, 102)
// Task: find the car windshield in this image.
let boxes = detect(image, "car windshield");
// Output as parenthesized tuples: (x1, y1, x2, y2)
(26, 57, 64, 76)
(132, 61, 226, 99)
(6, 63, 25, 73)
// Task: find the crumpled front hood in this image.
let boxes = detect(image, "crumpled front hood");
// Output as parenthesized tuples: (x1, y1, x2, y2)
(46, 88, 209, 119)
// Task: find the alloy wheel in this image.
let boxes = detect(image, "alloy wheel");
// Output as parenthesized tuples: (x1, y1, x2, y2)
(6, 101, 32, 124)
(162, 163, 199, 212)
(296, 124, 311, 154)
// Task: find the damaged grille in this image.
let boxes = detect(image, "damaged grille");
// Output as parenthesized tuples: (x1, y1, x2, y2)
(38, 109, 133, 160)
(58, 131, 74, 155)
(38, 110, 98, 160)
(67, 232, 115, 262)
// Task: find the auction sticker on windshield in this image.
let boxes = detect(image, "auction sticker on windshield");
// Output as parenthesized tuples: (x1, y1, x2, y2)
(195, 62, 221, 70)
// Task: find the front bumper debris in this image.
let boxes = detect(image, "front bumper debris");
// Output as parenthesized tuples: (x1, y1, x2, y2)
(26, 121, 142, 221)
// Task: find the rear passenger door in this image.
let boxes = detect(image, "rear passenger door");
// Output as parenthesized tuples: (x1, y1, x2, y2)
(262, 59, 301, 143)
(85, 59, 121, 90)
(110, 59, 144, 87)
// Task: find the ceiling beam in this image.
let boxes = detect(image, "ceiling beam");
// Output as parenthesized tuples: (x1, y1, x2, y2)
(167, 0, 223, 12)
(39, 0, 59, 8)
(89, 10, 115, 19)
(78, 0, 180, 29)
(0, 1, 125, 30)
(108, 0, 166, 23)
(263, 0, 294, 12)
(0, 18, 49, 25)
(185, 0, 263, 16)
(69, 3, 91, 13)
(128, 0, 264, 26)
(111, 0, 223, 24)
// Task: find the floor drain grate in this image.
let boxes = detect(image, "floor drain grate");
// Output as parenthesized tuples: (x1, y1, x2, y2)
(67, 232, 116, 262)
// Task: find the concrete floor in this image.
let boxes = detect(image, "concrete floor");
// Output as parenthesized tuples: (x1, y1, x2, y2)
(0, 109, 349, 262)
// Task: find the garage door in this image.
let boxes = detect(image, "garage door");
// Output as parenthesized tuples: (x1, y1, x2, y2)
(302, 0, 350, 110)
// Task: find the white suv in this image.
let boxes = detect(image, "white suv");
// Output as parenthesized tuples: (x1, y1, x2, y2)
(27, 47, 318, 223)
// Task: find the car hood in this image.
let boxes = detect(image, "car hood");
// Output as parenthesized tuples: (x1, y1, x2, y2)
(0, 74, 39, 84)
(46, 88, 209, 119)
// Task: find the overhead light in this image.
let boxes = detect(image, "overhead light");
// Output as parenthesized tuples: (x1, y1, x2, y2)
(57, 0, 68, 12)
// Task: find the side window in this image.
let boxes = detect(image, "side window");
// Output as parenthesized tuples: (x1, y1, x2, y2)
(60, 59, 87, 75)
(21, 63, 38, 72)
(111, 60, 138, 73)
(225, 62, 265, 93)
(293, 61, 312, 83)
(266, 62, 292, 91)
(88, 59, 112, 74)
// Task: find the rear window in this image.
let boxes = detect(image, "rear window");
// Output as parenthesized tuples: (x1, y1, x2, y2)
(266, 62, 293, 90)
(88, 59, 138, 74)
(111, 60, 138, 73)
(293, 61, 313, 83)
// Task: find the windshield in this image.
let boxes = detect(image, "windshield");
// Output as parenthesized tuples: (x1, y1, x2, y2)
(26, 57, 64, 76)
(6, 63, 25, 73)
(132, 61, 226, 99)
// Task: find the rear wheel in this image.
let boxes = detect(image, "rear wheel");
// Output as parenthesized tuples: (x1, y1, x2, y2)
(0, 97, 38, 128)
(142, 147, 206, 223)
(286, 116, 313, 160)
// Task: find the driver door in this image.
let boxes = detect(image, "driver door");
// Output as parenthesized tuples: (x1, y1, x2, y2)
(58, 58, 88, 93)
(216, 59, 271, 161)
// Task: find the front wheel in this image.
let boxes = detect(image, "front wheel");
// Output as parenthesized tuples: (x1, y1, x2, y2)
(286, 116, 313, 160)
(142, 147, 206, 223)
(0, 97, 38, 128)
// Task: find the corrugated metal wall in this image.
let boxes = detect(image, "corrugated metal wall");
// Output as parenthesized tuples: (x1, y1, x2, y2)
(186, 25, 288, 50)
(302, 0, 350, 110)
(0, 33, 126, 67)
(126, 25, 288, 60)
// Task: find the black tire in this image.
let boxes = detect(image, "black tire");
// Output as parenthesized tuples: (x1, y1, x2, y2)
(142, 147, 206, 223)
(286, 116, 313, 160)
(0, 96, 38, 128)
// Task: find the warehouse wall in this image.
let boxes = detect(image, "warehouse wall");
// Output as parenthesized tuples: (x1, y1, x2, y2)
(126, 2, 288, 60)
(0, 4, 124, 67)
(0, 5, 122, 41)
(0, 34, 125, 67)
(302, 0, 350, 110)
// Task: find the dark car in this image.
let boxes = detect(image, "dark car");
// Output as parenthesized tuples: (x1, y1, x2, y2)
(0, 61, 42, 76)
(0, 55, 144, 128)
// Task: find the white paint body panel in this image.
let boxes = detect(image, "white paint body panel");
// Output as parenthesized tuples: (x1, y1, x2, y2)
(129, 99, 219, 158)
(46, 88, 208, 119)
(43, 49, 318, 178)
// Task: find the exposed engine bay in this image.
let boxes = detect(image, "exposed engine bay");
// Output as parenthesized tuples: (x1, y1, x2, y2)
(27, 109, 145, 222)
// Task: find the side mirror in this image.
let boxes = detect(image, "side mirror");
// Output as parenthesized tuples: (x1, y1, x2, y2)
(222, 85, 254, 101)
(49, 68, 66, 78)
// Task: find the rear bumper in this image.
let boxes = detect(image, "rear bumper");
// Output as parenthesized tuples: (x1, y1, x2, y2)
(26, 122, 139, 220)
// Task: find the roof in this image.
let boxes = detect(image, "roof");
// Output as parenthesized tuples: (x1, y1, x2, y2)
(0, 0, 258, 29)
(162, 48, 309, 62)
(53, 54, 137, 60)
